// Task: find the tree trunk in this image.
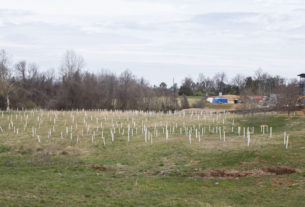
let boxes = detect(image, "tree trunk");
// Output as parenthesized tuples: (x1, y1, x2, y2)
(6, 95, 10, 111)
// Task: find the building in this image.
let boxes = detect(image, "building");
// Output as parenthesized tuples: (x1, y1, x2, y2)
(298, 73, 305, 96)
(213, 96, 228, 104)
(206, 96, 216, 103)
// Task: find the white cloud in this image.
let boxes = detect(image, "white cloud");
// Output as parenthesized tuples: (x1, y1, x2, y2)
(0, 0, 305, 85)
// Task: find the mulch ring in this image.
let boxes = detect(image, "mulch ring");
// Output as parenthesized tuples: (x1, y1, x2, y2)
(90, 165, 109, 171)
(204, 166, 298, 178)
(83, 165, 112, 171)
(261, 166, 297, 175)
(85, 165, 132, 175)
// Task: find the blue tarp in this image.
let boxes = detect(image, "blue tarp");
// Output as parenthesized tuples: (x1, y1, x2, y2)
(213, 96, 228, 104)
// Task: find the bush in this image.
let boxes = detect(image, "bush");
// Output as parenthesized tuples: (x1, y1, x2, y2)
(24, 100, 37, 109)
(181, 95, 190, 109)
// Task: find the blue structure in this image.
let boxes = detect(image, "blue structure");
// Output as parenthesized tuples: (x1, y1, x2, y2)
(213, 96, 228, 104)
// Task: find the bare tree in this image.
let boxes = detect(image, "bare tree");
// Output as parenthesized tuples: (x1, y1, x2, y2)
(15, 60, 27, 81)
(60, 50, 85, 77)
(179, 77, 194, 96)
(56, 51, 85, 109)
(181, 94, 190, 109)
(0, 50, 14, 110)
(275, 82, 300, 117)
(232, 74, 245, 88)
(214, 72, 227, 92)
(239, 88, 259, 123)
(205, 77, 215, 93)
(254, 69, 270, 95)
(197, 73, 205, 91)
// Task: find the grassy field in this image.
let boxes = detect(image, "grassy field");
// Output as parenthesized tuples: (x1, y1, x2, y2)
(179, 96, 235, 110)
(0, 110, 304, 206)
(184, 96, 202, 106)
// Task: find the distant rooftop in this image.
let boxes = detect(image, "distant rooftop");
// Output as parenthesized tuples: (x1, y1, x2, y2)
(298, 73, 305, 78)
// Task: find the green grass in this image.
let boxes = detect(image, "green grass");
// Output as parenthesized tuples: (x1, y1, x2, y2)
(0, 111, 304, 206)
(185, 96, 202, 106)
(177, 96, 202, 107)
(205, 103, 234, 110)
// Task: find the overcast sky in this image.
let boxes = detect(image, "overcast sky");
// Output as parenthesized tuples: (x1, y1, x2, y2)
(1, 0, 305, 85)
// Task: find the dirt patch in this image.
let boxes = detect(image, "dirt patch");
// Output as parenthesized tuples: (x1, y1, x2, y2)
(271, 178, 293, 187)
(89, 165, 110, 171)
(60, 146, 81, 156)
(204, 166, 297, 178)
(116, 170, 131, 175)
(204, 168, 271, 178)
(137, 169, 158, 176)
(261, 166, 296, 175)
(87, 165, 130, 174)
(239, 161, 259, 165)
(86, 165, 299, 178)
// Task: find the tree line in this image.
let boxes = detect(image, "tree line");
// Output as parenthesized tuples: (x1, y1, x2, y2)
(176, 71, 289, 97)
(0, 50, 178, 111)
(0, 49, 301, 111)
